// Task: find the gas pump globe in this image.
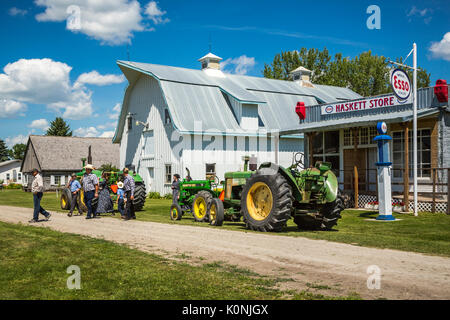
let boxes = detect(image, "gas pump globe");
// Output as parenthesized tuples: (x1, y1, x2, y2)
(373, 121, 395, 220)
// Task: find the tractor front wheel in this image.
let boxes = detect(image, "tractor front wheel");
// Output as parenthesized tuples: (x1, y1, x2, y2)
(60, 188, 72, 210)
(192, 191, 212, 222)
(170, 203, 183, 220)
(208, 198, 224, 226)
(241, 169, 293, 232)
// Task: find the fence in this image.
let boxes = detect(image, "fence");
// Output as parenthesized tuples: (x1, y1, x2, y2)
(335, 167, 450, 214)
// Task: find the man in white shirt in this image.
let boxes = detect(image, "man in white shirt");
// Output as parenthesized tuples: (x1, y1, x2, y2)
(29, 168, 51, 223)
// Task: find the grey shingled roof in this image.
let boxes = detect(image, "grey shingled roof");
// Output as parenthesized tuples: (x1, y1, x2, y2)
(26, 135, 120, 171)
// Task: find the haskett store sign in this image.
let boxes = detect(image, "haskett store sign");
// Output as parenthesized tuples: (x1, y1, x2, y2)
(321, 94, 412, 115)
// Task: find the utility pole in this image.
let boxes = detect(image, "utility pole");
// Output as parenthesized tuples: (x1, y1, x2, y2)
(413, 43, 418, 216)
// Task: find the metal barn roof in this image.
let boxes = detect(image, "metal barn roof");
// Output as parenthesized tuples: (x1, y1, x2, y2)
(114, 60, 362, 142)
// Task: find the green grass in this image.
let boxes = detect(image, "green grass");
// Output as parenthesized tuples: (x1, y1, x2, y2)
(1, 189, 450, 257)
(0, 221, 358, 300)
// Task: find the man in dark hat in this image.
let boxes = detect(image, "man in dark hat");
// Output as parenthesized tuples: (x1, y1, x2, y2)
(171, 174, 181, 204)
(29, 168, 51, 223)
(122, 168, 136, 220)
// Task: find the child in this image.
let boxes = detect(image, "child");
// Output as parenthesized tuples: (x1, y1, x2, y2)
(117, 181, 126, 218)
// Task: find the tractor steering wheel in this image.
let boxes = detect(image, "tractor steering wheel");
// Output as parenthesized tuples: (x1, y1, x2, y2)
(211, 175, 220, 190)
(293, 152, 305, 171)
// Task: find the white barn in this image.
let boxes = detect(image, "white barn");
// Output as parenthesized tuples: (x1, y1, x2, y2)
(0, 160, 24, 186)
(113, 53, 361, 195)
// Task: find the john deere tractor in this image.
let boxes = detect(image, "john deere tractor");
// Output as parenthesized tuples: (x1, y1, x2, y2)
(170, 154, 343, 232)
(60, 165, 146, 213)
(170, 168, 224, 226)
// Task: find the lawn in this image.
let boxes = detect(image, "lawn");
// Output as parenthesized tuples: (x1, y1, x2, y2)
(0, 221, 358, 300)
(1, 189, 450, 257)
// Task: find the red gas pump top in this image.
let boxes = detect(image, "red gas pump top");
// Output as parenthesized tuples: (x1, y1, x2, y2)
(434, 79, 448, 103)
(295, 102, 306, 120)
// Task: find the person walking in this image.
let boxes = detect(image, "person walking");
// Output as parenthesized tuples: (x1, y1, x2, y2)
(82, 164, 99, 219)
(29, 168, 51, 223)
(67, 173, 82, 217)
(171, 174, 181, 204)
(122, 168, 136, 220)
(117, 181, 125, 218)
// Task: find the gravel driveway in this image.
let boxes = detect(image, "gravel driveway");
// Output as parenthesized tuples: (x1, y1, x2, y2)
(1, 205, 449, 300)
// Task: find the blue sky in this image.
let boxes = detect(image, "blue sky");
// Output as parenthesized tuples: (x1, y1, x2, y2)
(0, 0, 449, 147)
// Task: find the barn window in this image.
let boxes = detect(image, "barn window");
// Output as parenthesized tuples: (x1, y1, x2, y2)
(18, 173, 22, 180)
(165, 164, 172, 184)
(206, 163, 216, 180)
(165, 109, 171, 125)
(6, 173, 10, 181)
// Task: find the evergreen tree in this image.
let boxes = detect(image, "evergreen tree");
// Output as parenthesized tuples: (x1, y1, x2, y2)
(46, 117, 72, 136)
(0, 139, 10, 162)
(8, 143, 27, 160)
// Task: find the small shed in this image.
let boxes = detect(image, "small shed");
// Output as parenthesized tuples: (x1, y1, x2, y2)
(21, 135, 120, 191)
(0, 160, 24, 186)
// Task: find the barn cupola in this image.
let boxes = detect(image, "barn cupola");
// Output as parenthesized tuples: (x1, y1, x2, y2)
(290, 66, 314, 88)
(199, 52, 223, 70)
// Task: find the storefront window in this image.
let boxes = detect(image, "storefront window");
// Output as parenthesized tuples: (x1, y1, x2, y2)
(344, 127, 377, 146)
(312, 130, 340, 176)
(392, 129, 431, 178)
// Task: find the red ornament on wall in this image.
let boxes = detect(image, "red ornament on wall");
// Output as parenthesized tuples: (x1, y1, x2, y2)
(434, 79, 448, 103)
(296, 101, 306, 120)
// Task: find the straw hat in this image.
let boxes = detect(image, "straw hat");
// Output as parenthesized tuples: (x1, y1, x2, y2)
(84, 164, 95, 170)
(117, 181, 124, 188)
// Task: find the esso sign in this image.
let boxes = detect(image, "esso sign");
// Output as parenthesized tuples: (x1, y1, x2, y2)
(391, 69, 411, 100)
(377, 121, 388, 134)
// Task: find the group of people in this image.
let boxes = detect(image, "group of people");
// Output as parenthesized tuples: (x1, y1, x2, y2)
(29, 165, 136, 223)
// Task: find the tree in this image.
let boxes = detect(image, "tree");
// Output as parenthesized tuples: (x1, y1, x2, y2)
(46, 117, 72, 136)
(263, 48, 430, 96)
(0, 139, 10, 162)
(98, 163, 120, 173)
(8, 143, 27, 160)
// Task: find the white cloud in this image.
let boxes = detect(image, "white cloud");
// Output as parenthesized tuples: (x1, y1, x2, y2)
(99, 131, 114, 138)
(430, 32, 450, 62)
(108, 102, 121, 120)
(221, 55, 256, 75)
(98, 121, 118, 130)
(0, 99, 27, 118)
(407, 6, 432, 24)
(73, 126, 100, 137)
(9, 7, 28, 16)
(34, 0, 169, 45)
(28, 119, 50, 131)
(75, 71, 125, 87)
(145, 1, 169, 25)
(5, 134, 28, 148)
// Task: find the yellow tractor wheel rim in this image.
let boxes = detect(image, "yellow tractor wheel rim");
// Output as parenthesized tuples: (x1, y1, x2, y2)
(61, 196, 67, 208)
(171, 208, 179, 219)
(246, 182, 273, 221)
(210, 203, 217, 223)
(80, 190, 86, 206)
(193, 197, 207, 220)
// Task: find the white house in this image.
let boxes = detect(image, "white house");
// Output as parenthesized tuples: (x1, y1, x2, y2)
(0, 160, 24, 186)
(113, 53, 361, 195)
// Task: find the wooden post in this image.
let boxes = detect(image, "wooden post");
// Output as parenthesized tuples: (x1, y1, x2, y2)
(353, 128, 359, 208)
(432, 168, 436, 213)
(403, 124, 410, 211)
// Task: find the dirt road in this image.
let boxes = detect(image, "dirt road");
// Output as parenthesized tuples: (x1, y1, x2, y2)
(1, 205, 449, 299)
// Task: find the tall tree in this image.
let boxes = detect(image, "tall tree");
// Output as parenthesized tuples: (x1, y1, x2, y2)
(8, 143, 27, 160)
(0, 139, 10, 162)
(263, 48, 430, 96)
(46, 117, 72, 136)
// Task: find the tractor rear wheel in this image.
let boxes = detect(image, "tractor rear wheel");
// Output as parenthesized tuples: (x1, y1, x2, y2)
(208, 198, 224, 226)
(192, 191, 212, 222)
(170, 203, 183, 220)
(241, 169, 293, 232)
(133, 183, 146, 211)
(294, 190, 344, 230)
(60, 188, 72, 210)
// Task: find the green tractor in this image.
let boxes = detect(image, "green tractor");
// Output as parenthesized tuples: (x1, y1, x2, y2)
(170, 168, 224, 226)
(60, 162, 147, 214)
(171, 154, 344, 232)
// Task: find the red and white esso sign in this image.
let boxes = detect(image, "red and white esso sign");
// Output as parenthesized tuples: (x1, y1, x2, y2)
(391, 69, 411, 100)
